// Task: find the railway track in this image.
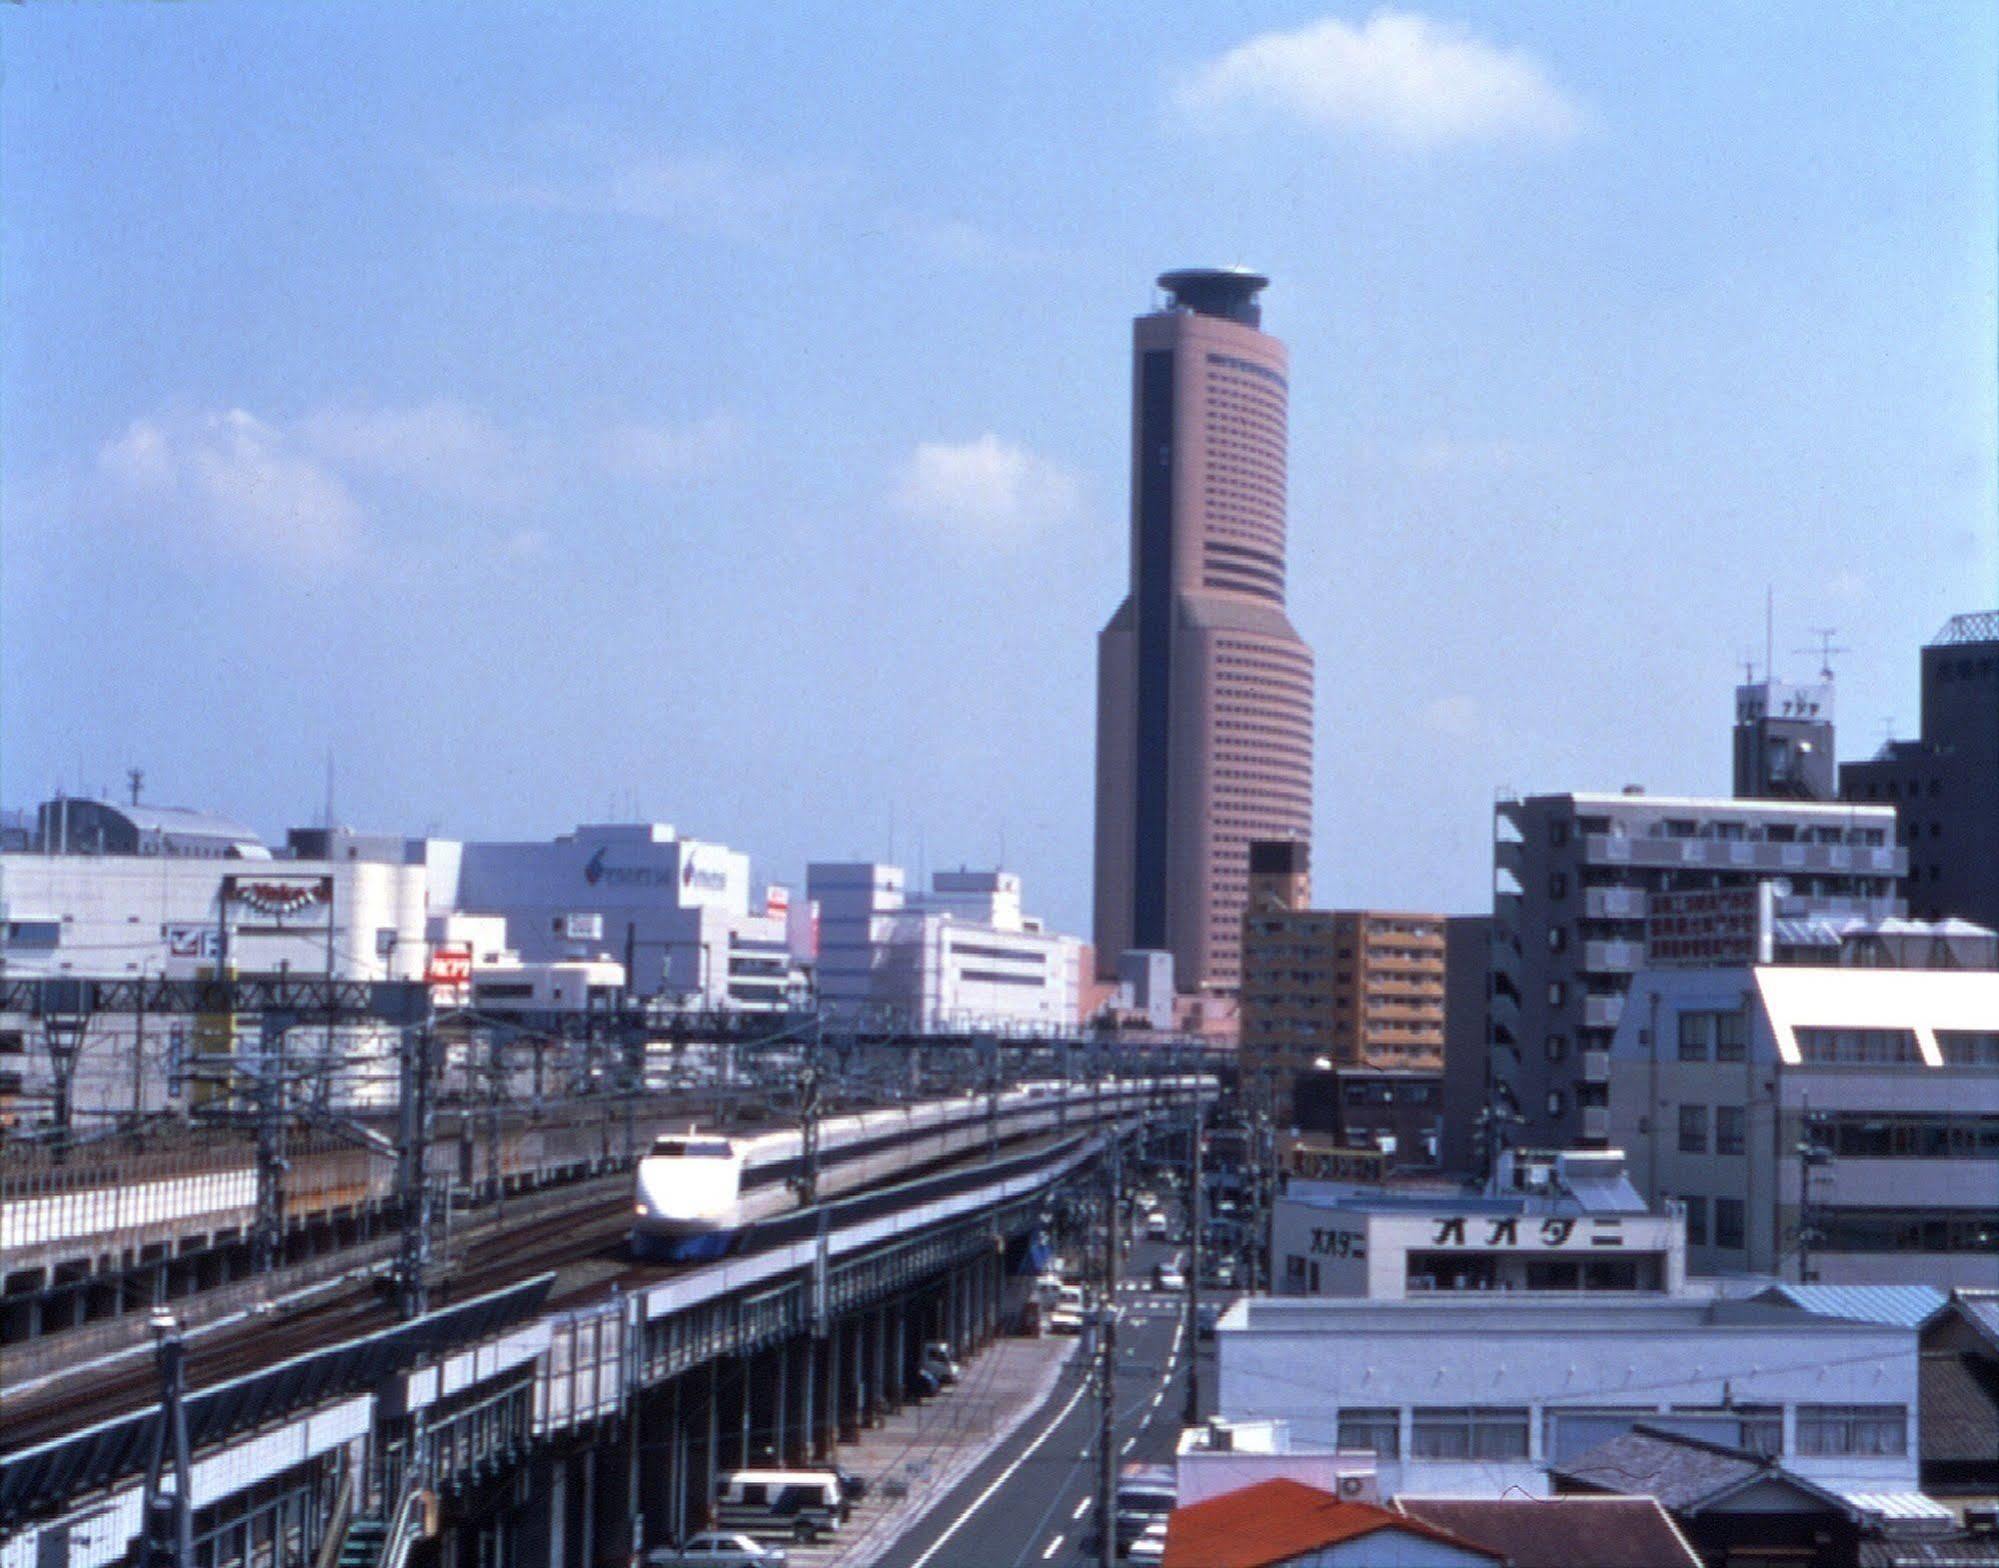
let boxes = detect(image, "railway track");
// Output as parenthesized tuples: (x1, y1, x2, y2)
(0, 1119, 1109, 1455)
(0, 1186, 656, 1453)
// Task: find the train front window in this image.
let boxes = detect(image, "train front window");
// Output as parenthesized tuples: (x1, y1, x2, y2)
(650, 1138, 734, 1157)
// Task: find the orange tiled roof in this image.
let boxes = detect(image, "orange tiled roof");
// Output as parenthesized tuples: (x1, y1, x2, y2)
(1161, 1478, 1502, 1568)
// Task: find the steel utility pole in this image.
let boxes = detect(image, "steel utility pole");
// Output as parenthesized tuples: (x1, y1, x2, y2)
(138, 1312, 194, 1568)
(1095, 1121, 1122, 1568)
(252, 1014, 291, 1275)
(1183, 1096, 1204, 1425)
(394, 1026, 436, 1320)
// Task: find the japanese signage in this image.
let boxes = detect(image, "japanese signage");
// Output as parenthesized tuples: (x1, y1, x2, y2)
(1420, 1215, 1624, 1249)
(1645, 887, 1761, 968)
(426, 944, 472, 986)
(222, 875, 333, 931)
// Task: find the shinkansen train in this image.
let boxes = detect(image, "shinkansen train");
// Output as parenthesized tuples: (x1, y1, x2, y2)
(631, 1077, 1207, 1261)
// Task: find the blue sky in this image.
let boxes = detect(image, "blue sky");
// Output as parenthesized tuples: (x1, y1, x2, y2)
(4, 2, 1994, 933)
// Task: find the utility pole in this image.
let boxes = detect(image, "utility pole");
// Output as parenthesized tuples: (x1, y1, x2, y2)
(1182, 1096, 1204, 1426)
(796, 1021, 823, 1207)
(1095, 1121, 1122, 1568)
(394, 1025, 436, 1320)
(1794, 1098, 1831, 1284)
(252, 1014, 290, 1276)
(138, 1312, 193, 1568)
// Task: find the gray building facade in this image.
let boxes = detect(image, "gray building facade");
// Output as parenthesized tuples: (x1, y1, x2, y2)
(1841, 610, 1999, 932)
(1490, 792, 1904, 1149)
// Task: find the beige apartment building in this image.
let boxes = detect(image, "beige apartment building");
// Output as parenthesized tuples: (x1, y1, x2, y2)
(1241, 899, 1448, 1124)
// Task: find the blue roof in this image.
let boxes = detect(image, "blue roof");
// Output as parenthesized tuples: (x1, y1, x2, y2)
(1759, 1284, 1946, 1328)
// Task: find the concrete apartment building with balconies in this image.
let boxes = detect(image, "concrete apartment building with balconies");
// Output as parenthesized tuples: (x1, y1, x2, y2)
(1241, 905, 1447, 1124)
(1489, 792, 1904, 1149)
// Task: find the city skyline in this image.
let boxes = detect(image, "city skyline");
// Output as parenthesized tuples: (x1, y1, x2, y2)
(4, 4, 1994, 938)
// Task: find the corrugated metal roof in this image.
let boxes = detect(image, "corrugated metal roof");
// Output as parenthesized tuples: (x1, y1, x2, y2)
(1839, 1491, 1956, 1522)
(1762, 1284, 1946, 1328)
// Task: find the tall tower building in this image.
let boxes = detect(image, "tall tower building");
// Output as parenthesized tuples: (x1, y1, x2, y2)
(1092, 268, 1315, 995)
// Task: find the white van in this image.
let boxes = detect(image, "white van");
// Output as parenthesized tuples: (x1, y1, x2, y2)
(712, 1471, 846, 1544)
(1049, 1284, 1086, 1334)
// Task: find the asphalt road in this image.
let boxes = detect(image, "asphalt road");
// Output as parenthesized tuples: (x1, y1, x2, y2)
(870, 1232, 1209, 1568)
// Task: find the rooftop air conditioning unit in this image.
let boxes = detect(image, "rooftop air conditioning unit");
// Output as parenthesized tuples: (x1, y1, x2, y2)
(1336, 1472, 1379, 1504)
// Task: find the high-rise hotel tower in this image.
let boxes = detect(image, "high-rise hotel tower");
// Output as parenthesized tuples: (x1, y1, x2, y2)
(1093, 268, 1315, 994)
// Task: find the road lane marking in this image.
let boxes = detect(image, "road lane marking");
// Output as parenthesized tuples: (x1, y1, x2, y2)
(1071, 1498, 1090, 1521)
(1121, 1436, 1136, 1454)
(906, 1369, 1094, 1568)
(1041, 1535, 1064, 1560)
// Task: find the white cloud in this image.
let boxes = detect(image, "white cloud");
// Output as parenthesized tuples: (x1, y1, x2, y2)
(596, 414, 743, 484)
(93, 399, 738, 572)
(447, 140, 839, 244)
(98, 411, 365, 570)
(892, 435, 1080, 542)
(1420, 693, 1481, 738)
(300, 401, 521, 505)
(1175, 10, 1583, 148)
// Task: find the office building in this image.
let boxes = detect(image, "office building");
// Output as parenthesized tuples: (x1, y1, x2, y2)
(806, 863, 1080, 1030)
(1440, 915, 1493, 1175)
(1608, 962, 1999, 1287)
(1733, 675, 1836, 800)
(1093, 268, 1315, 997)
(1842, 610, 1999, 930)
(1490, 792, 1903, 1149)
(433, 822, 800, 1011)
(1241, 906, 1446, 1124)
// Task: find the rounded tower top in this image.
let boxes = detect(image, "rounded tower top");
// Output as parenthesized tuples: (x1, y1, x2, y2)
(1156, 267, 1269, 328)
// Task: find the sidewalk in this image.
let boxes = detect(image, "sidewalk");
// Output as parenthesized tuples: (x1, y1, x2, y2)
(798, 1332, 1083, 1568)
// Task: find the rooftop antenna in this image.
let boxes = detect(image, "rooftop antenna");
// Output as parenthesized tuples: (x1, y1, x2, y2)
(127, 767, 144, 807)
(1740, 650, 1758, 685)
(1796, 629, 1849, 683)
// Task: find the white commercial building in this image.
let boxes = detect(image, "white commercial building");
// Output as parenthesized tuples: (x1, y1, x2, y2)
(431, 822, 802, 1011)
(0, 813, 430, 1116)
(1272, 1151, 1687, 1301)
(1608, 964, 1999, 1287)
(806, 864, 1081, 1031)
(1214, 1294, 1921, 1502)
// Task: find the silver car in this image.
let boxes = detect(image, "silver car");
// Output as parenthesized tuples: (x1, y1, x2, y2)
(647, 1533, 788, 1567)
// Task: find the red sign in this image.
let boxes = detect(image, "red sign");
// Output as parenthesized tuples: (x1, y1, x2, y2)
(426, 945, 472, 985)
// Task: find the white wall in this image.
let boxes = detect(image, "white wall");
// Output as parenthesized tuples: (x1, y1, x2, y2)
(1217, 1298, 1918, 1499)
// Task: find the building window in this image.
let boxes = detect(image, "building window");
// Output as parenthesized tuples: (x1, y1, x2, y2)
(1678, 1105, 1708, 1154)
(1550, 873, 1569, 899)
(1548, 926, 1567, 953)
(1716, 1105, 1745, 1156)
(1715, 1010, 1747, 1062)
(1796, 1028, 1921, 1066)
(1682, 1195, 1707, 1246)
(1411, 1407, 1530, 1461)
(1336, 1408, 1401, 1458)
(1715, 1197, 1745, 1251)
(1678, 1013, 1711, 1062)
(1547, 1090, 1566, 1119)
(1546, 1035, 1568, 1062)
(1796, 1405, 1907, 1456)
(1548, 981, 1566, 1006)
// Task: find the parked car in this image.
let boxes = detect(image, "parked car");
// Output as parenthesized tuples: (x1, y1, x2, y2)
(1157, 1264, 1186, 1292)
(835, 1468, 870, 1503)
(647, 1532, 787, 1567)
(1128, 1520, 1170, 1564)
(1145, 1211, 1170, 1240)
(921, 1340, 961, 1385)
(1196, 1303, 1221, 1340)
(712, 1470, 846, 1544)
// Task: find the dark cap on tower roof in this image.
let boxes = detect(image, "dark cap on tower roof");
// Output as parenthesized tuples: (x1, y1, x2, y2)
(1157, 267, 1269, 328)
